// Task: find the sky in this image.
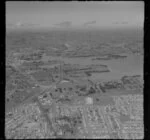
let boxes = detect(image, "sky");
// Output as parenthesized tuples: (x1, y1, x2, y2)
(6, 1, 144, 30)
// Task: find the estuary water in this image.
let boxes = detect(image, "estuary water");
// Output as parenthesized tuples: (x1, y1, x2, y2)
(43, 53, 143, 82)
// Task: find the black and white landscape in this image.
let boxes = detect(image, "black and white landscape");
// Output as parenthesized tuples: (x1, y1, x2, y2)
(6, 1, 144, 139)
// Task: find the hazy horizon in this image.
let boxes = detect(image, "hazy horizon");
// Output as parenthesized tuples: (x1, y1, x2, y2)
(6, 1, 144, 30)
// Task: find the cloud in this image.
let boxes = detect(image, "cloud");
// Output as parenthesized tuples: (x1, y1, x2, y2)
(16, 22, 39, 27)
(54, 21, 72, 28)
(113, 21, 128, 25)
(6, 22, 40, 29)
(83, 20, 97, 26)
(121, 21, 128, 24)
